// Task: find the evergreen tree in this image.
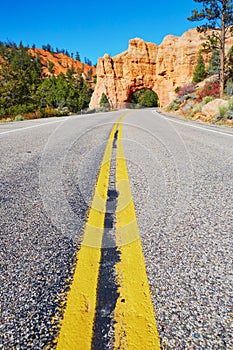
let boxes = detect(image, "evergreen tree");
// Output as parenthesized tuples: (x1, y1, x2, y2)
(0, 43, 42, 116)
(0, 41, 94, 118)
(66, 75, 92, 112)
(84, 57, 92, 66)
(193, 51, 207, 83)
(42, 44, 53, 52)
(226, 45, 233, 75)
(66, 64, 76, 79)
(225, 45, 233, 94)
(188, 0, 233, 97)
(99, 93, 110, 109)
(130, 89, 158, 107)
(75, 51, 80, 61)
(207, 49, 221, 76)
(138, 90, 158, 107)
(37, 73, 69, 109)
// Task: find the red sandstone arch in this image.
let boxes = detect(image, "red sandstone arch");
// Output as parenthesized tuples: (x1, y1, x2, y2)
(89, 30, 233, 109)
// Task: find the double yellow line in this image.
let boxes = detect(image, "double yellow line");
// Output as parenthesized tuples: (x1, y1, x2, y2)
(56, 114, 160, 349)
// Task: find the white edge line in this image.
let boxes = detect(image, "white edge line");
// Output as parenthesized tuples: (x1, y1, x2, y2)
(153, 110, 233, 137)
(0, 110, 124, 136)
(0, 117, 69, 135)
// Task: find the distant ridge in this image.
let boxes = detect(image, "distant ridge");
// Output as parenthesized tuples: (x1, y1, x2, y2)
(28, 48, 96, 77)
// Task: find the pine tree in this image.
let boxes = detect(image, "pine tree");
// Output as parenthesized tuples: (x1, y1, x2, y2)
(0, 43, 42, 116)
(226, 45, 233, 75)
(188, 0, 233, 97)
(99, 93, 110, 109)
(75, 51, 81, 61)
(138, 90, 158, 107)
(193, 51, 207, 83)
(130, 89, 158, 107)
(84, 57, 92, 66)
(37, 74, 69, 109)
(207, 49, 221, 76)
(0, 41, 94, 118)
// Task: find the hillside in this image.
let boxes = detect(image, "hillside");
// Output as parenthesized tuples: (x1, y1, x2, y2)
(28, 48, 96, 77)
(0, 41, 95, 120)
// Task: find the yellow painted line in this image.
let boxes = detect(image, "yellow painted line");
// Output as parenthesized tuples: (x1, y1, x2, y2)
(56, 118, 121, 350)
(114, 120, 161, 349)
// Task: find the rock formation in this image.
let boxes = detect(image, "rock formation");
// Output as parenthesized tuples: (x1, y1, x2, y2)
(90, 29, 233, 108)
(28, 48, 96, 77)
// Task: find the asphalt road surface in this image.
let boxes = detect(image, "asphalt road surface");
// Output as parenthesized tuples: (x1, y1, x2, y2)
(0, 109, 232, 349)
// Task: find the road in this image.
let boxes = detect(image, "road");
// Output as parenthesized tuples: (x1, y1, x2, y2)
(0, 110, 232, 349)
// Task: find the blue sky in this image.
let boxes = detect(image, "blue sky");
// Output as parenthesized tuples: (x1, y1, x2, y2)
(0, 0, 200, 65)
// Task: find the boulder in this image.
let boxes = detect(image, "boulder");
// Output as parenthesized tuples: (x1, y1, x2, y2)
(202, 99, 228, 118)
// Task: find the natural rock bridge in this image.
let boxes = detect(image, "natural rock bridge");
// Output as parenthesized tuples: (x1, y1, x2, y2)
(90, 29, 233, 108)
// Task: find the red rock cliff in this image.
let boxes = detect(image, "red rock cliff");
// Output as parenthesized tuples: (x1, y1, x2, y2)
(90, 29, 233, 108)
(28, 48, 96, 77)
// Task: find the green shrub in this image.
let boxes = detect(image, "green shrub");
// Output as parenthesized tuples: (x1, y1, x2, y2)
(189, 102, 204, 117)
(203, 96, 214, 104)
(14, 114, 24, 121)
(7, 104, 37, 117)
(166, 99, 182, 111)
(0, 108, 6, 119)
(193, 102, 203, 113)
(218, 105, 228, 119)
(99, 93, 110, 109)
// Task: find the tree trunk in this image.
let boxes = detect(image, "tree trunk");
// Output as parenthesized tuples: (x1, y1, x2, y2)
(220, 0, 226, 98)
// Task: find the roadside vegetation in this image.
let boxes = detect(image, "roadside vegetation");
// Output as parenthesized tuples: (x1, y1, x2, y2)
(166, 50, 233, 125)
(0, 41, 94, 122)
(166, 78, 233, 124)
(166, 0, 233, 126)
